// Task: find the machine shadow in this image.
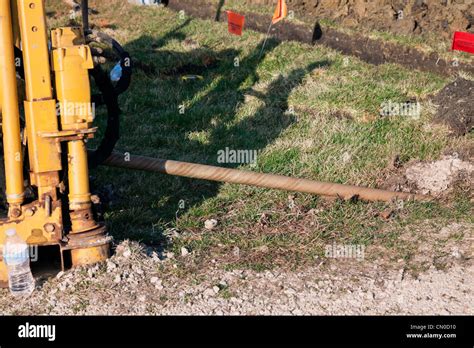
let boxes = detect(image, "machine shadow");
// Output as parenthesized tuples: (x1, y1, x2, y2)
(90, 27, 330, 245)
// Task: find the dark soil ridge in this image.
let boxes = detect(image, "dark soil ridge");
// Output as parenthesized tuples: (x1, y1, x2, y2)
(167, 0, 474, 77)
(249, 0, 473, 39)
(432, 78, 474, 136)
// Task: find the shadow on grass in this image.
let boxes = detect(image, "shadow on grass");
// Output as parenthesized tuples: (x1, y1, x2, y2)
(90, 25, 330, 245)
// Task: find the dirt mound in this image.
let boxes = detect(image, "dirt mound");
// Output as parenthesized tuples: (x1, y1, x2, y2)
(384, 154, 474, 196)
(248, 0, 474, 38)
(433, 78, 474, 136)
(405, 155, 474, 195)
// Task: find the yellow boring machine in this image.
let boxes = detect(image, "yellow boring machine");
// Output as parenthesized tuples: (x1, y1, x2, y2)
(0, 0, 115, 286)
(0, 0, 429, 286)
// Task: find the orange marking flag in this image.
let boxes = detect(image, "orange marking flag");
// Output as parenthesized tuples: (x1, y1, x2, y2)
(452, 31, 474, 54)
(272, 0, 287, 24)
(227, 11, 245, 36)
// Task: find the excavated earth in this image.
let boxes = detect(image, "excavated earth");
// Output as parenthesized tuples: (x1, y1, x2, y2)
(250, 0, 474, 38)
(433, 78, 474, 136)
(167, 0, 474, 77)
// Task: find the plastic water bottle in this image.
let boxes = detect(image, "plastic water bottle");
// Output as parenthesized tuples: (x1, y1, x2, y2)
(110, 62, 123, 82)
(3, 229, 35, 297)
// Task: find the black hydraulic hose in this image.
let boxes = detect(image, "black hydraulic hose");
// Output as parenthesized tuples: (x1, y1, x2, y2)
(113, 49, 132, 96)
(88, 34, 132, 166)
(88, 64, 121, 168)
(82, 0, 90, 32)
(91, 31, 133, 102)
(86, 31, 132, 166)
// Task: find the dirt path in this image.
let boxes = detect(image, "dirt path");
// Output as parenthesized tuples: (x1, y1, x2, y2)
(167, 0, 474, 77)
(1, 258, 471, 315)
(0, 225, 471, 315)
(156, 264, 473, 315)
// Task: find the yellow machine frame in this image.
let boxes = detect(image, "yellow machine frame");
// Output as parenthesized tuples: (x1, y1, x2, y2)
(0, 0, 110, 286)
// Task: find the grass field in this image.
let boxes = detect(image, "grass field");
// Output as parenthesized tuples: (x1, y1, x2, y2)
(47, 0, 472, 273)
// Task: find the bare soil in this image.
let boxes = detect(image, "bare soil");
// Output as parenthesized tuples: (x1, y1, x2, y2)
(433, 78, 474, 136)
(167, 0, 474, 77)
(382, 154, 473, 198)
(249, 0, 474, 39)
(0, 219, 471, 315)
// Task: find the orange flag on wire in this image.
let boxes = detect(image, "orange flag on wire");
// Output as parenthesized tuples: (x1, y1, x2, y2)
(272, 0, 287, 24)
(227, 11, 245, 36)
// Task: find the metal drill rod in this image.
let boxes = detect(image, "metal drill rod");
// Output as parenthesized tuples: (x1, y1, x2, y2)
(101, 152, 432, 202)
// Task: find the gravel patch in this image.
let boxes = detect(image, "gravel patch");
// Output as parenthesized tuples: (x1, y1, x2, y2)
(0, 223, 471, 315)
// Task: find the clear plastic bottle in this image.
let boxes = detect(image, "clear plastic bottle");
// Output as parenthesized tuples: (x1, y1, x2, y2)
(3, 229, 35, 297)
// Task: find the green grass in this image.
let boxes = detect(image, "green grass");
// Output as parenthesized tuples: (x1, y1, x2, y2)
(46, 0, 473, 272)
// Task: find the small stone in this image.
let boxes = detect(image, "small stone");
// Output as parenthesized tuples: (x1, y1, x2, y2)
(150, 277, 164, 290)
(55, 271, 64, 279)
(132, 265, 144, 275)
(204, 219, 218, 230)
(114, 275, 121, 283)
(181, 247, 190, 257)
(451, 248, 463, 260)
(213, 286, 220, 294)
(106, 260, 117, 272)
(203, 288, 215, 297)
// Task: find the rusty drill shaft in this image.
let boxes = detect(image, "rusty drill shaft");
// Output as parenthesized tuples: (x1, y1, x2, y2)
(102, 152, 431, 202)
